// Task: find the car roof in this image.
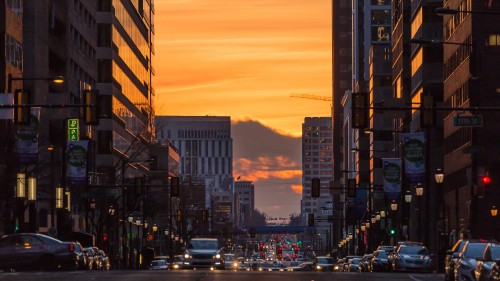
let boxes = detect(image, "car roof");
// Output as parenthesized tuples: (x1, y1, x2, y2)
(191, 238, 218, 241)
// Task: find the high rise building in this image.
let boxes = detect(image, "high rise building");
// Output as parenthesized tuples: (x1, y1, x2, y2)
(155, 116, 233, 188)
(301, 117, 333, 218)
(234, 180, 255, 225)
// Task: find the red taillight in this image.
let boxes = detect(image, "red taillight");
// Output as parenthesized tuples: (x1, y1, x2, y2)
(69, 243, 75, 252)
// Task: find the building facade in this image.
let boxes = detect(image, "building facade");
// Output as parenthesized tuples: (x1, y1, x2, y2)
(234, 180, 255, 226)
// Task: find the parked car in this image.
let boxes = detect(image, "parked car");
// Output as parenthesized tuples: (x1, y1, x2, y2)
(267, 261, 285, 271)
(490, 254, 500, 280)
(98, 250, 110, 270)
(85, 247, 100, 270)
(370, 250, 389, 272)
(0, 233, 78, 271)
(445, 240, 469, 281)
(347, 257, 362, 272)
(392, 244, 433, 272)
(454, 241, 488, 281)
(73, 241, 87, 270)
(314, 256, 335, 272)
(475, 243, 500, 281)
(333, 258, 344, 272)
(359, 254, 373, 272)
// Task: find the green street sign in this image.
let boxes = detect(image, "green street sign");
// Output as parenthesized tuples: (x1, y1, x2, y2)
(67, 118, 79, 141)
(453, 115, 482, 127)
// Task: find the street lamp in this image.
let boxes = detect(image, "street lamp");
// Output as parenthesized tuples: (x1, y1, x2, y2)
(7, 74, 64, 94)
(404, 190, 412, 203)
(391, 200, 398, 211)
(491, 206, 498, 217)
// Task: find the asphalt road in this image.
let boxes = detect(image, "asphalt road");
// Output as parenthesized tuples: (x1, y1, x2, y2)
(0, 270, 444, 281)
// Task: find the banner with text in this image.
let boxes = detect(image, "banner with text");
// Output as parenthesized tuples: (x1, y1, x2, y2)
(382, 158, 402, 201)
(15, 107, 40, 164)
(402, 132, 426, 183)
(66, 140, 89, 187)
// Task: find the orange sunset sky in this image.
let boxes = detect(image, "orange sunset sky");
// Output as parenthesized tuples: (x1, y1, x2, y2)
(154, 0, 332, 217)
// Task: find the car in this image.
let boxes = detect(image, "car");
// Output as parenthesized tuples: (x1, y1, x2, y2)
(454, 241, 488, 281)
(314, 256, 335, 272)
(169, 255, 184, 270)
(267, 261, 285, 271)
(474, 243, 500, 281)
(370, 250, 389, 272)
(491, 254, 500, 280)
(224, 253, 235, 270)
(392, 244, 433, 272)
(333, 258, 344, 272)
(98, 250, 111, 270)
(445, 240, 470, 281)
(0, 233, 78, 271)
(285, 261, 314, 271)
(347, 257, 362, 272)
(342, 256, 361, 272)
(150, 260, 169, 270)
(359, 254, 373, 272)
(73, 241, 87, 270)
(182, 238, 224, 270)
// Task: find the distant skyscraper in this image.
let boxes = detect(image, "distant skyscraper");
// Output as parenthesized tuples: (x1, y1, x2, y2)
(155, 116, 233, 189)
(301, 117, 333, 220)
(235, 180, 255, 225)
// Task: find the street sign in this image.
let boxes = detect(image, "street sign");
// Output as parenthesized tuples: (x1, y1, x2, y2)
(67, 118, 79, 141)
(453, 115, 482, 127)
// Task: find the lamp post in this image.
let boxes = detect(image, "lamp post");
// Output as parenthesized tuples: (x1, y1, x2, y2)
(391, 200, 398, 243)
(7, 74, 64, 94)
(415, 183, 424, 242)
(404, 190, 412, 241)
(491, 206, 498, 217)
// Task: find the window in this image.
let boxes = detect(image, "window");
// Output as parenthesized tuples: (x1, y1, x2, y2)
(488, 34, 500, 46)
(5, 34, 23, 71)
(411, 48, 423, 76)
(411, 8, 422, 38)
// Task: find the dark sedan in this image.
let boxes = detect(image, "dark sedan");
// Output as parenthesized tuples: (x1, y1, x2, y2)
(370, 250, 389, 272)
(0, 233, 78, 271)
(314, 256, 335, 272)
(285, 261, 315, 271)
(474, 243, 500, 281)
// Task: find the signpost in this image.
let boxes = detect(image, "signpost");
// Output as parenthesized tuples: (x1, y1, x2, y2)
(453, 115, 482, 127)
(67, 118, 79, 141)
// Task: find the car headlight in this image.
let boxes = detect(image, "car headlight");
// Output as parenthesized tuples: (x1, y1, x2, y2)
(215, 254, 221, 259)
(316, 265, 322, 270)
(334, 265, 339, 270)
(233, 262, 239, 268)
(184, 254, 190, 259)
(173, 264, 179, 269)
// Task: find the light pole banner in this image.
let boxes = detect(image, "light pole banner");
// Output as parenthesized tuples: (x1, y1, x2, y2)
(15, 107, 40, 164)
(402, 132, 426, 183)
(382, 158, 402, 200)
(66, 140, 89, 186)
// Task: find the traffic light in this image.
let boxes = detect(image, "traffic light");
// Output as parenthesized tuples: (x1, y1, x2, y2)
(170, 177, 180, 197)
(259, 243, 264, 251)
(389, 228, 396, 236)
(102, 234, 108, 242)
(352, 92, 369, 130)
(201, 209, 208, 222)
(311, 178, 320, 197)
(420, 94, 435, 127)
(347, 178, 357, 197)
(308, 213, 315, 227)
(14, 89, 30, 125)
(482, 175, 491, 185)
(294, 246, 299, 254)
(84, 89, 98, 125)
(276, 245, 283, 255)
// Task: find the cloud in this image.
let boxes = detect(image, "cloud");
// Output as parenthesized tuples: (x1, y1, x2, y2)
(232, 119, 302, 217)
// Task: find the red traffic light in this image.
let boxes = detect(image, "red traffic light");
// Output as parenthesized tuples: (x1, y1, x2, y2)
(482, 175, 491, 185)
(103, 234, 108, 241)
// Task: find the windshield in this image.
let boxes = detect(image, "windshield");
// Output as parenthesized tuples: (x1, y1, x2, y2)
(225, 255, 234, 261)
(187, 240, 219, 250)
(398, 246, 429, 255)
(351, 258, 360, 264)
(464, 243, 487, 259)
(317, 258, 334, 264)
(151, 261, 165, 266)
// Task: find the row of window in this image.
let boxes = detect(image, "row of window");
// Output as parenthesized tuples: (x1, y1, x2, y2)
(444, 0, 472, 41)
(180, 140, 231, 158)
(5, 34, 23, 71)
(70, 24, 96, 62)
(304, 157, 332, 163)
(113, 0, 150, 59)
(181, 157, 232, 176)
(303, 164, 332, 169)
(444, 81, 469, 118)
(177, 129, 231, 139)
(69, 59, 95, 89)
(303, 171, 333, 176)
(443, 36, 472, 81)
(72, 0, 96, 31)
(443, 127, 472, 155)
(304, 126, 332, 131)
(304, 138, 332, 143)
(304, 145, 334, 150)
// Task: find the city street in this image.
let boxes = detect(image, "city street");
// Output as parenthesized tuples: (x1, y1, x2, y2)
(0, 271, 443, 281)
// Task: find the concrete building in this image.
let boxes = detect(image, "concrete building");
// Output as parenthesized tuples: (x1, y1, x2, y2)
(234, 180, 255, 225)
(440, 0, 500, 242)
(301, 119, 332, 212)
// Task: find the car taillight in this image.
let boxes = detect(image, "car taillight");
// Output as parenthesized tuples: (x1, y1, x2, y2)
(69, 243, 75, 252)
